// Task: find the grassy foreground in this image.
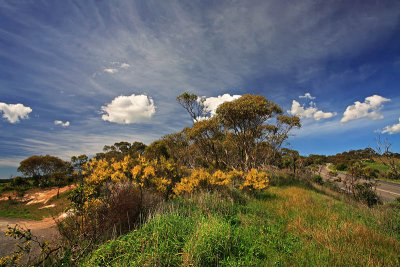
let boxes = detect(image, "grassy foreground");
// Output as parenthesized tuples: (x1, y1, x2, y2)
(84, 185, 400, 266)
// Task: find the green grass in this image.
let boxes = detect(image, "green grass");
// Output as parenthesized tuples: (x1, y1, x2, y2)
(84, 185, 400, 266)
(363, 161, 390, 172)
(0, 191, 70, 220)
(328, 164, 347, 174)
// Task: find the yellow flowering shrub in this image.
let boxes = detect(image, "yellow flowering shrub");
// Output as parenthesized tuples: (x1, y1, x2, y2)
(84, 158, 113, 185)
(210, 170, 231, 187)
(173, 169, 211, 196)
(228, 170, 244, 186)
(241, 169, 269, 191)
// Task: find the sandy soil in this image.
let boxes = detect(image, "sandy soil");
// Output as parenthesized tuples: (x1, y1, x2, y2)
(0, 185, 75, 204)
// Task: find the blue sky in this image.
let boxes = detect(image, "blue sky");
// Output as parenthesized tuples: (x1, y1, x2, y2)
(1, 0, 400, 178)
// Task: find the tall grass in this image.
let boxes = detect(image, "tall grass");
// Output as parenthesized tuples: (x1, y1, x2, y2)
(84, 183, 400, 266)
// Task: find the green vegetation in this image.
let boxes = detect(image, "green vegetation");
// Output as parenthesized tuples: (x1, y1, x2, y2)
(326, 148, 400, 181)
(363, 161, 390, 172)
(0, 191, 70, 220)
(85, 185, 400, 266)
(328, 164, 346, 173)
(2, 93, 400, 266)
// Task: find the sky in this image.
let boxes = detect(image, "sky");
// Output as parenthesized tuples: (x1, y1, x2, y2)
(1, 0, 400, 178)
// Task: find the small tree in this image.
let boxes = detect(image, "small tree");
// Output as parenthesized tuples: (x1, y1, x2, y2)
(177, 92, 207, 123)
(18, 155, 67, 187)
(216, 94, 300, 171)
(375, 134, 399, 179)
(71, 154, 88, 183)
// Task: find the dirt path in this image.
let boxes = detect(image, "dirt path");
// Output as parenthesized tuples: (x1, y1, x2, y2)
(0, 185, 75, 203)
(0, 217, 59, 259)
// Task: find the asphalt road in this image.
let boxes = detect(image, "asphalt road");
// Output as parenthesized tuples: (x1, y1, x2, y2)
(320, 165, 400, 202)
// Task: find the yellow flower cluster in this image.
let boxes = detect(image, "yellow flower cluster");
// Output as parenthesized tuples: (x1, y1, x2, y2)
(81, 155, 269, 200)
(241, 168, 269, 191)
(82, 155, 182, 199)
(210, 170, 231, 186)
(173, 169, 249, 196)
(173, 169, 211, 196)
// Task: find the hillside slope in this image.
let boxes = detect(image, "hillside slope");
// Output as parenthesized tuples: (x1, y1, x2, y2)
(84, 185, 400, 266)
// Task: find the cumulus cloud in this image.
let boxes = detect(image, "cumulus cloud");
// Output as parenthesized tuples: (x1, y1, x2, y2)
(382, 117, 400, 134)
(289, 100, 336, 121)
(101, 94, 156, 124)
(103, 62, 130, 74)
(299, 93, 315, 100)
(341, 95, 390, 123)
(54, 120, 70, 127)
(0, 102, 32, 123)
(202, 94, 241, 116)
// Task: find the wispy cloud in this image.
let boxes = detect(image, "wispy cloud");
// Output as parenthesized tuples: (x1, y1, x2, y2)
(54, 120, 70, 127)
(299, 93, 315, 100)
(103, 62, 130, 74)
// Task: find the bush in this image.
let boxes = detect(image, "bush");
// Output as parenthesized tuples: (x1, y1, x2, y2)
(335, 162, 347, 171)
(58, 181, 151, 259)
(353, 183, 381, 207)
(311, 175, 323, 185)
(10, 176, 30, 187)
(363, 166, 379, 180)
(240, 169, 269, 191)
(386, 170, 400, 180)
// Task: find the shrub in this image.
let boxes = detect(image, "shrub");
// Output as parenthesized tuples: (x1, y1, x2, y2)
(353, 183, 381, 207)
(386, 169, 400, 180)
(363, 166, 379, 180)
(241, 169, 269, 191)
(58, 181, 149, 260)
(10, 176, 30, 187)
(335, 162, 347, 171)
(311, 175, 323, 185)
(173, 169, 211, 196)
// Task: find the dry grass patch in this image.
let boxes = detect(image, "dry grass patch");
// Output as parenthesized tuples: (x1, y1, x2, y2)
(266, 186, 400, 266)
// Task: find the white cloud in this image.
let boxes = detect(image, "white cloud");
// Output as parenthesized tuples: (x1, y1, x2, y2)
(382, 117, 400, 134)
(103, 62, 130, 74)
(202, 94, 241, 116)
(104, 68, 118, 74)
(289, 100, 336, 121)
(0, 102, 32, 123)
(120, 63, 130, 69)
(54, 120, 70, 127)
(101, 94, 156, 124)
(299, 93, 315, 100)
(341, 95, 390, 123)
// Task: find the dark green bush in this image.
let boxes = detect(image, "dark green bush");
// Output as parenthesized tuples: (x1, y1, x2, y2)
(353, 183, 381, 207)
(311, 175, 323, 185)
(335, 162, 347, 171)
